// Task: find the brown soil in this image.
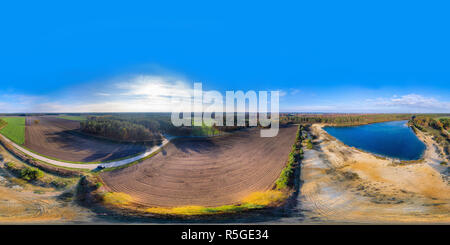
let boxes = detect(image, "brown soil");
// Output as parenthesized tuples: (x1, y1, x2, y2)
(24, 116, 146, 162)
(100, 125, 298, 207)
(299, 124, 450, 224)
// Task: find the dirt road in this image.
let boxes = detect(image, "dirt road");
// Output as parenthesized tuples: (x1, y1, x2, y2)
(0, 133, 169, 170)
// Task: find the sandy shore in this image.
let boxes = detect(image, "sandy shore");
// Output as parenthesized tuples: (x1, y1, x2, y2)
(299, 124, 450, 224)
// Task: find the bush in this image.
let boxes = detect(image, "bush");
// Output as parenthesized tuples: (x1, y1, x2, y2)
(342, 171, 360, 180)
(20, 167, 44, 181)
(4, 162, 16, 170)
(275, 125, 303, 190)
(95, 182, 103, 189)
(305, 139, 313, 149)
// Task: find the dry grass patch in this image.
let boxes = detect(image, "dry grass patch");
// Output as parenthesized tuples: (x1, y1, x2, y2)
(102, 192, 133, 206)
(241, 190, 287, 206)
(145, 206, 207, 215)
(141, 190, 286, 216)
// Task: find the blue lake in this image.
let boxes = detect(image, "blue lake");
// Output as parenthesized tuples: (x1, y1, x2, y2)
(324, 120, 426, 160)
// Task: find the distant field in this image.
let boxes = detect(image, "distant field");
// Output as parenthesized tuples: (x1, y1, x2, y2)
(0, 117, 25, 145)
(56, 115, 87, 122)
(437, 116, 450, 120)
(24, 116, 146, 162)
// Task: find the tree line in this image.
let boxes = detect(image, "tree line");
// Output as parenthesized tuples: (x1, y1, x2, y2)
(80, 117, 157, 141)
(79, 113, 260, 140)
(280, 113, 415, 126)
(411, 116, 450, 160)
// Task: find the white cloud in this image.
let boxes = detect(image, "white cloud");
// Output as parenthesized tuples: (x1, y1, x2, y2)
(0, 75, 215, 113)
(0, 94, 49, 113)
(283, 93, 450, 113)
(285, 105, 338, 112)
(290, 89, 300, 95)
(2, 77, 449, 114)
(370, 94, 450, 112)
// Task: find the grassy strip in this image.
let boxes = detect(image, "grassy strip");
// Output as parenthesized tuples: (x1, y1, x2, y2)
(0, 117, 25, 145)
(3, 161, 78, 188)
(191, 121, 221, 136)
(4, 162, 44, 181)
(275, 125, 303, 190)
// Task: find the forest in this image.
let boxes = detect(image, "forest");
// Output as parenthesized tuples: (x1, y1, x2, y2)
(79, 113, 257, 141)
(80, 116, 157, 142)
(411, 115, 450, 160)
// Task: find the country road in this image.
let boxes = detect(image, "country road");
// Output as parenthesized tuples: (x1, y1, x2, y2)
(0, 133, 170, 170)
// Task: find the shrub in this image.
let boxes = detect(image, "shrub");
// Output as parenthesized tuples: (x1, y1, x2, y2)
(20, 167, 44, 181)
(4, 162, 16, 170)
(95, 182, 103, 189)
(51, 179, 70, 188)
(342, 171, 360, 180)
(275, 125, 303, 190)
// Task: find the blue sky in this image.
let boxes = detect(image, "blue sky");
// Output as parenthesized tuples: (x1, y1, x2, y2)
(1, 0, 449, 113)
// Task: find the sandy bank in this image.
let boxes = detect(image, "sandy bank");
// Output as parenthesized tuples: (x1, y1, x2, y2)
(299, 124, 450, 224)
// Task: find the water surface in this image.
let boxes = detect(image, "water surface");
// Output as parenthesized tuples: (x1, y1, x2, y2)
(324, 120, 425, 160)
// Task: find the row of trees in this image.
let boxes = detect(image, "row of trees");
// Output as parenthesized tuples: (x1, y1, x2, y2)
(412, 116, 450, 131)
(439, 118, 450, 130)
(275, 125, 306, 190)
(79, 113, 450, 141)
(280, 113, 414, 126)
(411, 116, 450, 160)
(81, 113, 256, 139)
(80, 117, 156, 141)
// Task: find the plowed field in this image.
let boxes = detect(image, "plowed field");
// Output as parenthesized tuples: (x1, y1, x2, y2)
(100, 125, 298, 207)
(24, 117, 146, 162)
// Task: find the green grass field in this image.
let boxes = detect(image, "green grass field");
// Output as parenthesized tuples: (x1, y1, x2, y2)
(56, 115, 87, 122)
(0, 117, 25, 145)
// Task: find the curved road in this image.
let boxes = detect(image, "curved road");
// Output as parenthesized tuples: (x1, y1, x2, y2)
(0, 133, 170, 170)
